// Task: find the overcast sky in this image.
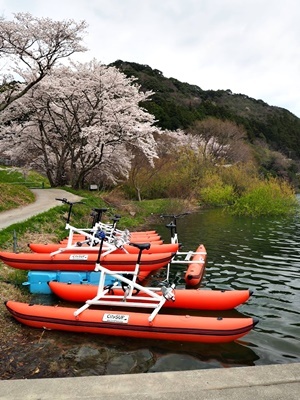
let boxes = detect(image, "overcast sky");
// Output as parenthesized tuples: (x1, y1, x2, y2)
(1, 0, 300, 117)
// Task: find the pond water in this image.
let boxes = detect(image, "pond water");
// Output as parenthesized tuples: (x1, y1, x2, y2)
(154, 207, 300, 367)
(2, 206, 300, 379)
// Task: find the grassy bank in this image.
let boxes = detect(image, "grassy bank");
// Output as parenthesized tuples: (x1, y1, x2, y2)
(0, 186, 196, 291)
(0, 183, 35, 212)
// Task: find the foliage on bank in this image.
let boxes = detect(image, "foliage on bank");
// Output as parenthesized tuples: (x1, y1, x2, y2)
(0, 162, 298, 221)
(196, 169, 298, 216)
(0, 166, 50, 187)
(123, 156, 299, 217)
(229, 177, 298, 216)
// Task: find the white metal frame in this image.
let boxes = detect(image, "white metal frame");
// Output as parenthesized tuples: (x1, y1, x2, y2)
(73, 258, 176, 322)
(50, 222, 131, 256)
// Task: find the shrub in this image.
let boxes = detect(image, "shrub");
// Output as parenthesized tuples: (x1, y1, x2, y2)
(218, 163, 258, 196)
(230, 177, 298, 216)
(200, 184, 236, 206)
(197, 169, 236, 206)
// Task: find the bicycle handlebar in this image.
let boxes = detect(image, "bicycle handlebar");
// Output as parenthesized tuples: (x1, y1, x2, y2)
(55, 198, 84, 206)
(56, 198, 85, 224)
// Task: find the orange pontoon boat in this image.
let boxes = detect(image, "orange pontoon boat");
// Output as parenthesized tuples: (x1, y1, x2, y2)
(0, 250, 174, 272)
(5, 244, 258, 343)
(184, 244, 206, 287)
(5, 300, 258, 344)
(168, 244, 207, 288)
(28, 242, 179, 254)
(60, 232, 162, 243)
(48, 281, 253, 311)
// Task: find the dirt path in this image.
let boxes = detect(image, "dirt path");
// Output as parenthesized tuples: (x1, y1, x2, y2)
(0, 189, 83, 230)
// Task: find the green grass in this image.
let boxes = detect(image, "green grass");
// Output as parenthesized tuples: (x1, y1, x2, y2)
(0, 166, 51, 212)
(0, 165, 50, 188)
(0, 183, 35, 212)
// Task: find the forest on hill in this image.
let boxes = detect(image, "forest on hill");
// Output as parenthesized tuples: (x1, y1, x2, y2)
(112, 60, 300, 184)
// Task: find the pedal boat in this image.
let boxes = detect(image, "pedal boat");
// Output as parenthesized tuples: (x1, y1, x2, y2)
(5, 246, 258, 344)
(60, 232, 163, 243)
(28, 242, 179, 254)
(4, 300, 258, 344)
(48, 281, 253, 311)
(0, 250, 175, 272)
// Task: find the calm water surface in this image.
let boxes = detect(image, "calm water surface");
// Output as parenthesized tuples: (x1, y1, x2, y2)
(152, 207, 300, 367)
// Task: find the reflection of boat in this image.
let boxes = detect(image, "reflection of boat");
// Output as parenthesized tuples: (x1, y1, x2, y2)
(0, 250, 174, 272)
(5, 300, 258, 344)
(48, 281, 253, 310)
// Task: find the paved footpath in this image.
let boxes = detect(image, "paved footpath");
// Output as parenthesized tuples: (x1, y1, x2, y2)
(0, 189, 83, 230)
(0, 362, 299, 400)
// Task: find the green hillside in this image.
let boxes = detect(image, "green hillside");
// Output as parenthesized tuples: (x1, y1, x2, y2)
(112, 60, 300, 171)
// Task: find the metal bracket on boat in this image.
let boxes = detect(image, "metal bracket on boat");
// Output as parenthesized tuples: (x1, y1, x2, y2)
(172, 250, 206, 263)
(163, 248, 206, 283)
(161, 285, 175, 301)
(122, 286, 131, 301)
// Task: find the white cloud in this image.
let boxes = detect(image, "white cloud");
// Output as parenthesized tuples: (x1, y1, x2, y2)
(1, 0, 300, 117)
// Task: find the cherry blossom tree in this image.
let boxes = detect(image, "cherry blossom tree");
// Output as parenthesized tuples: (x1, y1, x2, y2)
(0, 12, 87, 112)
(1, 60, 161, 189)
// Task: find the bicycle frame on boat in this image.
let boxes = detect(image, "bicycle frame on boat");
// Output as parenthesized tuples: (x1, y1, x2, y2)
(73, 235, 177, 322)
